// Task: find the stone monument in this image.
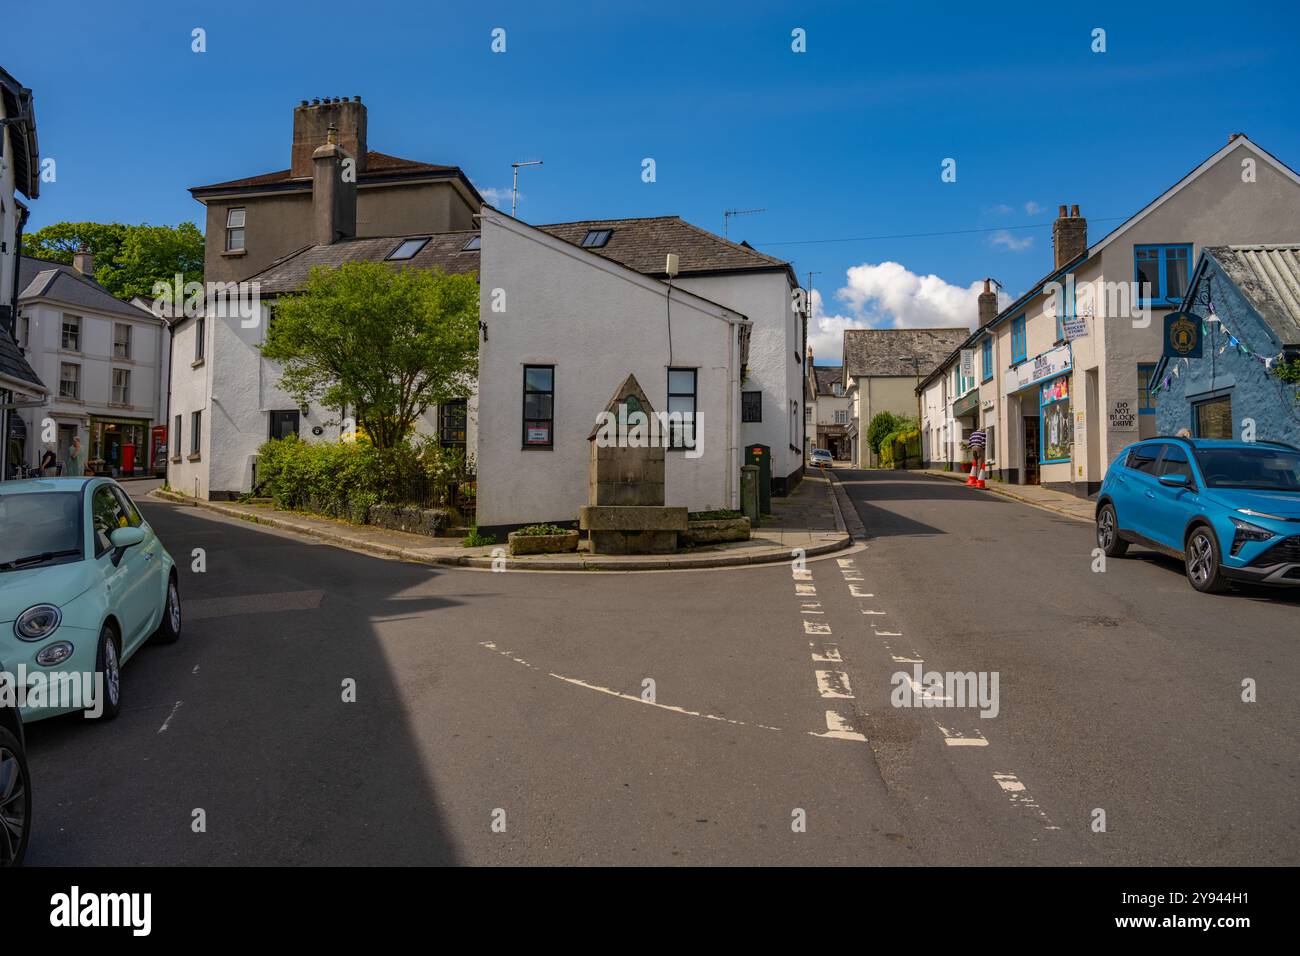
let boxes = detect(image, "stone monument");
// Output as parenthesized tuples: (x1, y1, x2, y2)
(578, 373, 688, 554)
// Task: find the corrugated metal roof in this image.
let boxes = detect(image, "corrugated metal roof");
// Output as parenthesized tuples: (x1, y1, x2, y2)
(1207, 245, 1300, 346)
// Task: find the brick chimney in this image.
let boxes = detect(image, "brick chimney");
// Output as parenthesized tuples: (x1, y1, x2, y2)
(293, 96, 367, 179)
(312, 125, 357, 245)
(1052, 204, 1087, 271)
(72, 245, 94, 277)
(977, 278, 998, 327)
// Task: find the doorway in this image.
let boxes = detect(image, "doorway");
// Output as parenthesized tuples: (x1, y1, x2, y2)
(1023, 416, 1040, 485)
(269, 410, 301, 441)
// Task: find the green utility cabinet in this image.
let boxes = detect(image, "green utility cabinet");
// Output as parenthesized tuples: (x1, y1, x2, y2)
(745, 444, 771, 514)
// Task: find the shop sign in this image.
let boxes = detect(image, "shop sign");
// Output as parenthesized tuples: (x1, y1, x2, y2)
(1004, 344, 1071, 393)
(1062, 315, 1089, 340)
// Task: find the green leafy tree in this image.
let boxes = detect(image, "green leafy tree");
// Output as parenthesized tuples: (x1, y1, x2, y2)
(866, 410, 903, 455)
(23, 221, 203, 298)
(261, 262, 479, 451)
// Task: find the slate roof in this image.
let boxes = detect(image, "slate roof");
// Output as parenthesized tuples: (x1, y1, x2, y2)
(247, 232, 481, 295)
(843, 327, 970, 379)
(536, 216, 795, 283)
(813, 365, 844, 395)
(0, 313, 43, 392)
(0, 66, 39, 201)
(1205, 245, 1300, 346)
(190, 151, 477, 199)
(18, 258, 159, 320)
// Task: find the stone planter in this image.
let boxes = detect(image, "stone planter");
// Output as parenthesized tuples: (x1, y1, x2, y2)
(368, 503, 452, 536)
(508, 530, 580, 555)
(680, 516, 751, 546)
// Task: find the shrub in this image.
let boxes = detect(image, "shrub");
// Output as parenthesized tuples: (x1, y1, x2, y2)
(462, 527, 496, 547)
(866, 411, 903, 455)
(513, 523, 570, 536)
(688, 509, 743, 521)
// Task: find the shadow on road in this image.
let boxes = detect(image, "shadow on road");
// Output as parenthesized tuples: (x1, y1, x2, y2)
(24, 497, 465, 865)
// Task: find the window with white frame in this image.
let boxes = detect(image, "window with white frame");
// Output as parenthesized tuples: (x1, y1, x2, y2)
(226, 207, 246, 252)
(59, 362, 80, 399)
(61, 315, 81, 351)
(113, 323, 131, 359)
(112, 368, 131, 405)
(173, 414, 182, 458)
(194, 317, 206, 361)
(835, 410, 849, 425)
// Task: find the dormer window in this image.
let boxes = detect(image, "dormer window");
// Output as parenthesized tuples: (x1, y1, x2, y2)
(581, 229, 612, 248)
(461, 235, 481, 251)
(387, 237, 429, 260)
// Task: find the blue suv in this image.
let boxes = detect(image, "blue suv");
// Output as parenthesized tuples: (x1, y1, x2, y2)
(1096, 438, 1300, 593)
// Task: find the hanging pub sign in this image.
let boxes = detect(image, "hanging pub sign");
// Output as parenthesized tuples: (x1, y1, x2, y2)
(1163, 311, 1202, 359)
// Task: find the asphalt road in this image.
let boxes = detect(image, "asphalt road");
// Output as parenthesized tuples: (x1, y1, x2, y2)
(20, 473, 1299, 865)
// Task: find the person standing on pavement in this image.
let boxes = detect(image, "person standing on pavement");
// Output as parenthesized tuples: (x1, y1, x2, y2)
(39, 448, 57, 477)
(67, 435, 86, 477)
(968, 427, 986, 475)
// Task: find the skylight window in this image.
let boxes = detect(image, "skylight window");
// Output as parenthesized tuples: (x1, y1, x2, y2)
(581, 229, 612, 248)
(462, 235, 481, 251)
(387, 238, 430, 261)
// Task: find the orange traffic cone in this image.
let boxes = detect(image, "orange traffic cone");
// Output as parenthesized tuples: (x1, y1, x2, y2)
(976, 463, 987, 489)
(966, 462, 977, 486)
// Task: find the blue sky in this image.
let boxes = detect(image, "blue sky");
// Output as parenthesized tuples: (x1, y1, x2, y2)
(8, 0, 1299, 361)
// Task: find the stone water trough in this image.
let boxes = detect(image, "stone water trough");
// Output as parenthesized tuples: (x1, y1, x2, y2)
(578, 373, 687, 555)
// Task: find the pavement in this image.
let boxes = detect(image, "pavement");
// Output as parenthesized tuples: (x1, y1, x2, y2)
(918, 467, 1097, 523)
(149, 473, 849, 571)
(19, 466, 1298, 866)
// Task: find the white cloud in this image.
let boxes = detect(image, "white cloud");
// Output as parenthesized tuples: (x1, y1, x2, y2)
(1024, 200, 1044, 215)
(985, 203, 1015, 216)
(808, 262, 1001, 362)
(476, 185, 514, 209)
(989, 230, 1034, 252)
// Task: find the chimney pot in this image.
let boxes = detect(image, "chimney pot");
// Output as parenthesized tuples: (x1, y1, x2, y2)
(292, 96, 367, 178)
(1058, 204, 1067, 217)
(72, 246, 95, 277)
(1052, 204, 1088, 270)
(977, 277, 999, 327)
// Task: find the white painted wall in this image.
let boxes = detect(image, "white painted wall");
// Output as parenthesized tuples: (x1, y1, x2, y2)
(475, 208, 746, 529)
(676, 270, 803, 486)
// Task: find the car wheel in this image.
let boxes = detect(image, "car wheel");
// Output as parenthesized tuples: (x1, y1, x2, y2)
(0, 725, 31, 867)
(91, 625, 122, 721)
(1096, 504, 1129, 558)
(152, 573, 182, 645)
(1186, 526, 1231, 594)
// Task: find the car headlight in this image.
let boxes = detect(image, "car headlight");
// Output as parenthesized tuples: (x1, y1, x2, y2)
(35, 641, 74, 666)
(1229, 517, 1276, 557)
(14, 604, 62, 641)
(1237, 508, 1290, 522)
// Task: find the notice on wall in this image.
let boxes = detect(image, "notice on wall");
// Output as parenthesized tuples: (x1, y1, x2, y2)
(1108, 400, 1137, 430)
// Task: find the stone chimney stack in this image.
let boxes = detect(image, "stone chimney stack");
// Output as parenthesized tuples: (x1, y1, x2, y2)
(72, 246, 95, 277)
(293, 96, 367, 179)
(977, 278, 998, 327)
(312, 125, 357, 245)
(1052, 203, 1087, 271)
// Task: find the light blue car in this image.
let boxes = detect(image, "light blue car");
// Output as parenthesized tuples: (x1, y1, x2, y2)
(0, 478, 181, 722)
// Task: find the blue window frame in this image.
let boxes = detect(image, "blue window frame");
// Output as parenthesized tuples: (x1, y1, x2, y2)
(1010, 315, 1026, 364)
(1137, 363, 1157, 414)
(981, 337, 993, 382)
(1134, 244, 1192, 305)
(1054, 277, 1075, 342)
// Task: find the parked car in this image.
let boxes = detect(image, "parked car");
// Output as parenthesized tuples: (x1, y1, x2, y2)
(0, 478, 181, 722)
(1096, 437, 1300, 593)
(810, 448, 833, 469)
(0, 658, 29, 866)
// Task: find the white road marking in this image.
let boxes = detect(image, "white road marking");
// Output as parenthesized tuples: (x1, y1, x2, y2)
(158, 700, 182, 734)
(795, 583, 817, 596)
(874, 629, 903, 637)
(815, 670, 854, 699)
(993, 772, 1061, 830)
(891, 655, 924, 663)
(792, 569, 813, 580)
(800, 602, 825, 614)
(803, 621, 833, 635)
(810, 710, 867, 742)
(548, 673, 783, 731)
(938, 724, 988, 746)
(848, 584, 874, 598)
(191, 665, 199, 674)
(860, 609, 887, 616)
(810, 643, 842, 662)
(836, 559, 856, 568)
(907, 677, 951, 701)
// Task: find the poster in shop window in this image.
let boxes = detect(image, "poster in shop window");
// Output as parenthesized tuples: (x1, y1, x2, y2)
(1041, 376, 1072, 463)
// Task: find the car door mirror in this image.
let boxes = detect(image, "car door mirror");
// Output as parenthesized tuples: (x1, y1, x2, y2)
(1157, 473, 1190, 488)
(109, 526, 145, 550)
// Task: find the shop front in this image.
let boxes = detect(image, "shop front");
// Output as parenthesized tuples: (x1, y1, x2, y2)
(89, 416, 151, 478)
(951, 390, 980, 470)
(1004, 344, 1072, 487)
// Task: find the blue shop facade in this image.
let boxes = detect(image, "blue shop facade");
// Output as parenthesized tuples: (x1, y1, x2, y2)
(1153, 246, 1300, 444)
